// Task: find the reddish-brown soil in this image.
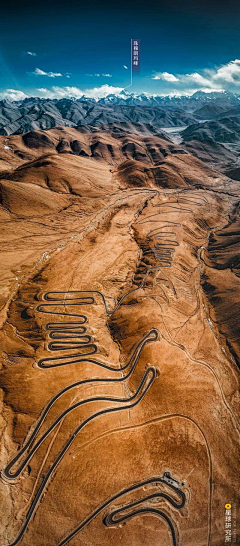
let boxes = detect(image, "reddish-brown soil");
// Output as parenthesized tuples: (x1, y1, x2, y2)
(0, 125, 239, 546)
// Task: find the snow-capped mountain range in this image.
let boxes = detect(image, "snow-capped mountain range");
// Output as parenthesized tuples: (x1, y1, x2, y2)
(1, 90, 240, 135)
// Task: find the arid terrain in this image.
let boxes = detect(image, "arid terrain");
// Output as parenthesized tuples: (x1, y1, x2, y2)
(0, 123, 239, 546)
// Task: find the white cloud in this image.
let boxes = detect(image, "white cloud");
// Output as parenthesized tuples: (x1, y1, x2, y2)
(86, 73, 112, 78)
(151, 59, 240, 93)
(48, 73, 62, 78)
(182, 72, 217, 88)
(212, 59, 240, 83)
(123, 65, 128, 70)
(32, 67, 63, 78)
(38, 84, 124, 100)
(23, 50, 37, 56)
(4, 61, 240, 104)
(34, 68, 47, 75)
(153, 72, 179, 82)
(0, 89, 29, 101)
(87, 84, 124, 98)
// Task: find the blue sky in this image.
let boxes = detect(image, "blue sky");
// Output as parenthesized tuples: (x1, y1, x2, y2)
(1, 0, 240, 100)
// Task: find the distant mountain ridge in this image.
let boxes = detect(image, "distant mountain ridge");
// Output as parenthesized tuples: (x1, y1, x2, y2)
(182, 116, 240, 143)
(1, 90, 240, 136)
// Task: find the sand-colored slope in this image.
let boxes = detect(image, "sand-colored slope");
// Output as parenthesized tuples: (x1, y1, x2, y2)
(0, 125, 239, 546)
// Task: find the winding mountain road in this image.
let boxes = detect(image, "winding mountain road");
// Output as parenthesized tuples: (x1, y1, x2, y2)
(58, 475, 186, 546)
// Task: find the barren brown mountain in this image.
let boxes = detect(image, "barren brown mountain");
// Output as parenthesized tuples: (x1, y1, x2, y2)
(0, 123, 239, 546)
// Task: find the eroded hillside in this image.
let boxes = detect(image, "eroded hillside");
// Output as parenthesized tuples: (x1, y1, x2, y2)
(0, 124, 239, 546)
